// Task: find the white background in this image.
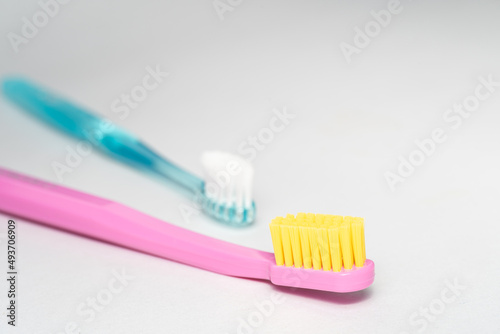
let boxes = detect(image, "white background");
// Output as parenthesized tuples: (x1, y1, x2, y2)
(1, 0, 500, 333)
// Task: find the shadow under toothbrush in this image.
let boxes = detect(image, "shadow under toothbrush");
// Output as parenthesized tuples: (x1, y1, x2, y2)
(238, 277, 373, 304)
(270, 283, 373, 304)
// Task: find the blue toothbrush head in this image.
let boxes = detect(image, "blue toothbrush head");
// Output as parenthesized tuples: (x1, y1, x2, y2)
(200, 196, 256, 226)
(200, 151, 255, 226)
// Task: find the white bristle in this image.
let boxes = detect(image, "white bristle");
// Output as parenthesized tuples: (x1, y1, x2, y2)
(201, 151, 254, 209)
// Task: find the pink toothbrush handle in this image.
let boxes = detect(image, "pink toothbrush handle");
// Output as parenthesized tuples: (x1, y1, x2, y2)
(0, 167, 274, 279)
(0, 167, 375, 293)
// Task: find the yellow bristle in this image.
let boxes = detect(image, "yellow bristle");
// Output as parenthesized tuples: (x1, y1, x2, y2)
(280, 217, 294, 267)
(268, 213, 367, 272)
(333, 215, 343, 226)
(308, 224, 322, 270)
(269, 218, 284, 266)
(362, 221, 366, 263)
(316, 226, 331, 271)
(328, 216, 343, 272)
(352, 217, 366, 267)
(340, 216, 354, 270)
(297, 214, 312, 269)
(315, 214, 325, 224)
(289, 216, 303, 268)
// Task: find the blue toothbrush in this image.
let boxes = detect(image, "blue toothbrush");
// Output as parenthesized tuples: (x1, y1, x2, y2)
(2, 77, 255, 226)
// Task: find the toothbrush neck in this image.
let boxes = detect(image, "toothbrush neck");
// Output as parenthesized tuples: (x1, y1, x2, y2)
(93, 129, 204, 194)
(154, 158, 204, 194)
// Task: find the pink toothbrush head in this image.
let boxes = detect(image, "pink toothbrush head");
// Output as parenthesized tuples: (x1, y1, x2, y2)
(268, 214, 374, 292)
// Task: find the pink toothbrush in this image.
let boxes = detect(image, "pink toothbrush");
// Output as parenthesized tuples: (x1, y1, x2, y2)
(0, 167, 374, 293)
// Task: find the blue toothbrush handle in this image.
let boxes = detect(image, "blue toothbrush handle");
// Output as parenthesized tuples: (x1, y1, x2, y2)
(3, 78, 101, 141)
(2, 77, 204, 193)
